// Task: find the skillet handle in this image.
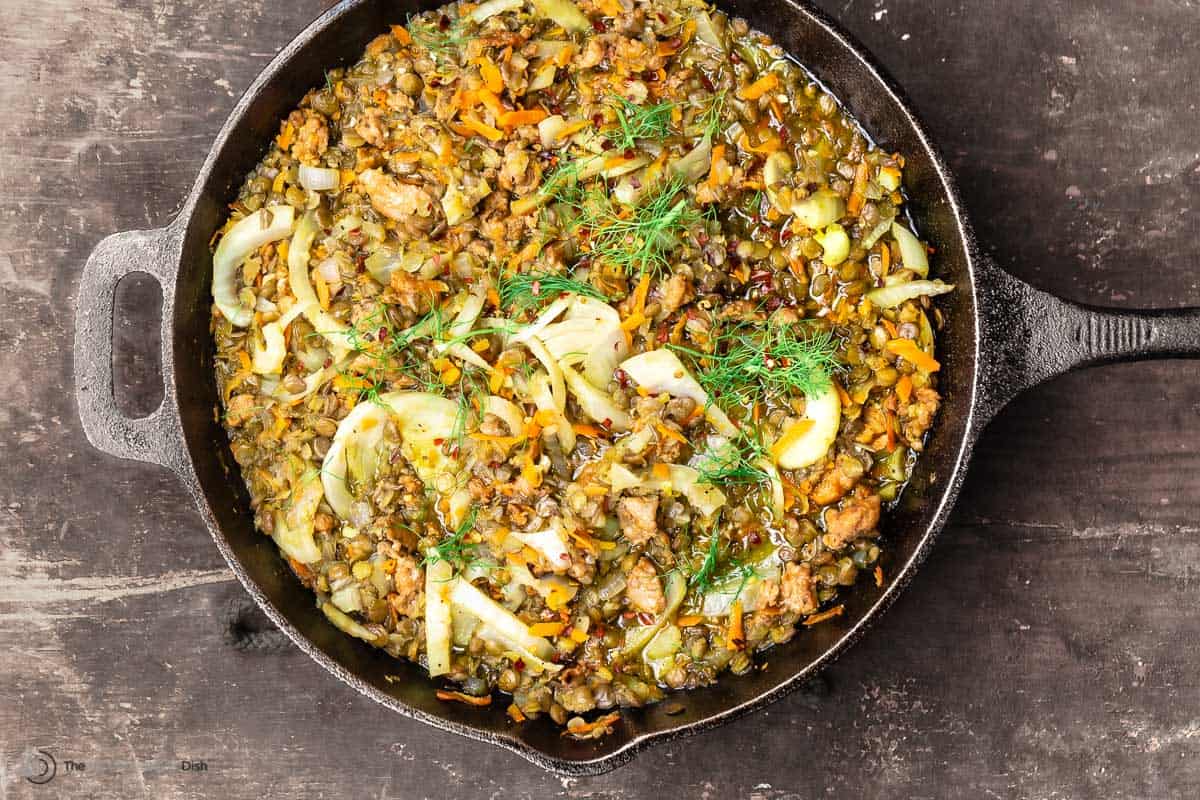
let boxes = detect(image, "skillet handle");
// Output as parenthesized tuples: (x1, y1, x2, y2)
(976, 259, 1200, 421)
(74, 224, 188, 475)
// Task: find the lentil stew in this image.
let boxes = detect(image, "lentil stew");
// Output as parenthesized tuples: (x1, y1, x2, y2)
(209, 0, 951, 735)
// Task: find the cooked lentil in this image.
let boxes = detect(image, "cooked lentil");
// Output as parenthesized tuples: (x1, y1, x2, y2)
(210, 0, 950, 733)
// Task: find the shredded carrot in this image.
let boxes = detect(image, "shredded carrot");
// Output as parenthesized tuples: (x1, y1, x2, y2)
(276, 122, 295, 151)
(655, 424, 688, 445)
(313, 271, 331, 311)
(436, 690, 493, 707)
(477, 56, 504, 94)
(507, 703, 527, 723)
(440, 365, 462, 385)
(631, 272, 651, 317)
(707, 143, 728, 188)
(874, 566, 884, 587)
(471, 338, 490, 354)
(533, 408, 558, 427)
(529, 621, 567, 637)
(770, 419, 814, 461)
(879, 242, 891, 275)
(339, 168, 357, 187)
(847, 159, 870, 217)
(583, 484, 609, 497)
(738, 72, 779, 101)
(390, 24, 412, 46)
(554, 44, 575, 68)
(651, 462, 670, 480)
(568, 528, 615, 552)
(572, 423, 602, 437)
(498, 108, 548, 128)
(884, 409, 897, 451)
(737, 131, 780, 155)
(681, 18, 697, 45)
(676, 614, 703, 627)
(803, 605, 845, 626)
(460, 113, 504, 141)
(895, 374, 913, 404)
(620, 311, 647, 331)
(834, 382, 852, 408)
(554, 118, 589, 140)
(727, 601, 745, 650)
(569, 627, 589, 644)
(881, 318, 899, 338)
(886, 339, 941, 372)
(597, 0, 623, 16)
(236, 350, 252, 372)
(475, 87, 504, 116)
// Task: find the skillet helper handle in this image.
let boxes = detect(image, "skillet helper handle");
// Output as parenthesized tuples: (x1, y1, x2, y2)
(74, 225, 187, 475)
(977, 260, 1200, 421)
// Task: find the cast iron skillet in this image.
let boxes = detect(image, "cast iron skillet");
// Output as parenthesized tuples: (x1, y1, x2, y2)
(73, 0, 1200, 775)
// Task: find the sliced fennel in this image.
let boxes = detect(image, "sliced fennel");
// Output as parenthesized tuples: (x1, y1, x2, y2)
(287, 211, 353, 360)
(771, 385, 841, 470)
(271, 472, 324, 564)
(891, 222, 929, 277)
(212, 205, 295, 327)
(424, 556, 454, 677)
(620, 349, 738, 437)
(866, 279, 954, 308)
(608, 462, 726, 517)
(561, 364, 633, 430)
(320, 392, 463, 523)
(448, 577, 560, 670)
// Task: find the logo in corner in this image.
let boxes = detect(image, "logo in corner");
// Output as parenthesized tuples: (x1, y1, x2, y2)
(24, 748, 57, 785)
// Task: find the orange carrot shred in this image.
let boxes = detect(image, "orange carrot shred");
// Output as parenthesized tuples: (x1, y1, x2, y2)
(436, 690, 493, 707)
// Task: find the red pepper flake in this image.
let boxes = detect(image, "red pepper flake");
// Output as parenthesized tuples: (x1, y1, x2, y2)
(433, 438, 445, 446)
(700, 73, 715, 92)
(592, 17, 606, 32)
(513, 658, 525, 672)
(637, 612, 655, 625)
(655, 322, 671, 344)
(614, 369, 629, 388)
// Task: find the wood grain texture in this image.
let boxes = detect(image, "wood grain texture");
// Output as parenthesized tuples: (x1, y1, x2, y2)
(2, 0, 1199, 797)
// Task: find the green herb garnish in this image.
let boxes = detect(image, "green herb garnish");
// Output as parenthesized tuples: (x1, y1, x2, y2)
(407, 15, 468, 63)
(672, 322, 841, 409)
(698, 90, 727, 141)
(584, 175, 700, 277)
(689, 524, 723, 592)
(694, 427, 771, 486)
(608, 96, 676, 151)
(498, 272, 608, 311)
(424, 508, 492, 571)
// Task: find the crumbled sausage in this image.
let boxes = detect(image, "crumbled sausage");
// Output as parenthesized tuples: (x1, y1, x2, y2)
(625, 557, 665, 614)
(225, 394, 257, 427)
(780, 563, 818, 615)
(289, 110, 329, 165)
(388, 270, 448, 315)
(901, 387, 940, 450)
(658, 270, 694, 316)
(823, 487, 882, 549)
(388, 555, 423, 618)
(355, 106, 389, 148)
(811, 453, 865, 506)
(617, 495, 659, 546)
(358, 168, 436, 222)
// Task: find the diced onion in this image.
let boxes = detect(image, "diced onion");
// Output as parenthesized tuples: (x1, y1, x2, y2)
(865, 279, 954, 308)
(212, 205, 295, 327)
(815, 223, 850, 267)
(298, 165, 339, 192)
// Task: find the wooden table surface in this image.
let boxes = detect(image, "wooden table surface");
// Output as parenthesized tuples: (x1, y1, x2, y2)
(3, 0, 1199, 797)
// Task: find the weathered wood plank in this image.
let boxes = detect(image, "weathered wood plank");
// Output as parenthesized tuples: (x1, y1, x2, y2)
(2, 0, 1199, 798)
